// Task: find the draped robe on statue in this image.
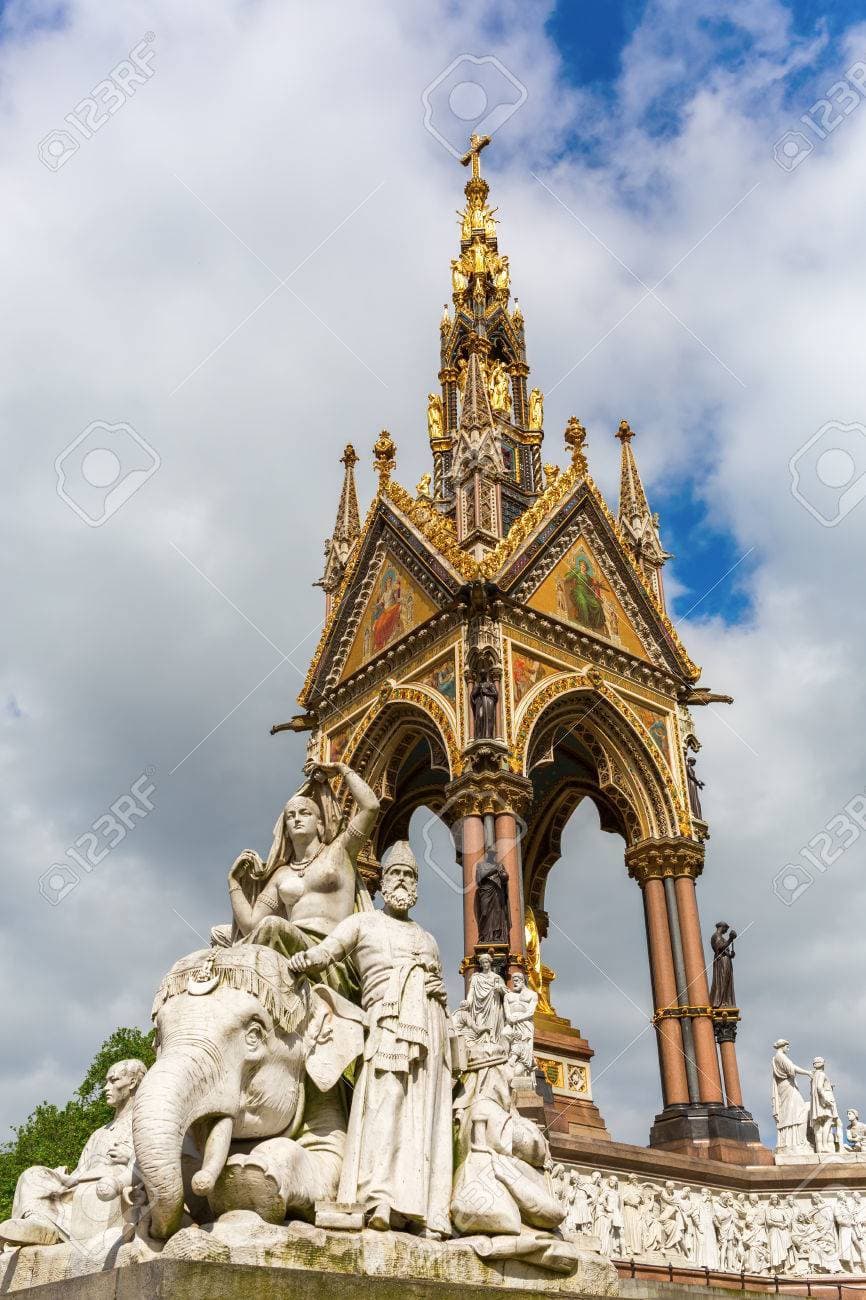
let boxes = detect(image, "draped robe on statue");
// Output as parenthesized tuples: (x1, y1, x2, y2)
(772, 1049, 810, 1150)
(301, 910, 453, 1235)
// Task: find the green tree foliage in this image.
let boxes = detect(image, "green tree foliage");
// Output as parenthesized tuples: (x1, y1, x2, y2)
(0, 1026, 155, 1220)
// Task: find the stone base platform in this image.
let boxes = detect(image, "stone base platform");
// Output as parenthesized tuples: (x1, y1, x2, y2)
(0, 1218, 618, 1297)
(0, 1259, 601, 1300)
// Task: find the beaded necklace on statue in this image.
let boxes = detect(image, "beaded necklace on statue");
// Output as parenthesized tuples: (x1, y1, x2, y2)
(287, 840, 327, 878)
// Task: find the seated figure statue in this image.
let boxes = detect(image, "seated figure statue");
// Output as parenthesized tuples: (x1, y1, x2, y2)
(451, 1058, 564, 1244)
(212, 761, 379, 989)
(0, 1059, 147, 1248)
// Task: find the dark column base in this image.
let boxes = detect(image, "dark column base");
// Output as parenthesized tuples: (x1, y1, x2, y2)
(650, 1103, 774, 1166)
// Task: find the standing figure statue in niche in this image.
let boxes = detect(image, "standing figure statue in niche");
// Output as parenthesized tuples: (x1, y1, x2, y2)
(475, 849, 510, 946)
(470, 670, 499, 739)
(426, 392, 443, 442)
(709, 920, 737, 1007)
(685, 752, 705, 819)
(288, 841, 453, 1237)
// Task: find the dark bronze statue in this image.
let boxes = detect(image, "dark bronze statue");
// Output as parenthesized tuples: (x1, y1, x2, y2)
(686, 753, 705, 819)
(474, 849, 510, 945)
(470, 672, 499, 740)
(709, 921, 737, 1007)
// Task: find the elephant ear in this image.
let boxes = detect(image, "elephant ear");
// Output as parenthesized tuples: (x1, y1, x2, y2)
(304, 986, 367, 1092)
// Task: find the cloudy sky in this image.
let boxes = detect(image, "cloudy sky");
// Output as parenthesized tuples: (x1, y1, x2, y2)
(2, 0, 866, 1150)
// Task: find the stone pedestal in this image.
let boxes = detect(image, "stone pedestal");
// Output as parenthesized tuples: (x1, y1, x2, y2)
(649, 1102, 773, 1167)
(0, 1219, 619, 1298)
(529, 1011, 610, 1142)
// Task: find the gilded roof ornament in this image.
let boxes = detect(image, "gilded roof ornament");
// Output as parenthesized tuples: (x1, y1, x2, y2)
(460, 132, 491, 181)
(564, 417, 588, 473)
(372, 429, 396, 484)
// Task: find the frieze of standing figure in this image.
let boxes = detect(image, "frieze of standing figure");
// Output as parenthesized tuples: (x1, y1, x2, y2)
(550, 1165, 866, 1276)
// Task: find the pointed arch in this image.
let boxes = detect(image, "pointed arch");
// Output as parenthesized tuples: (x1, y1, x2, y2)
(337, 687, 459, 862)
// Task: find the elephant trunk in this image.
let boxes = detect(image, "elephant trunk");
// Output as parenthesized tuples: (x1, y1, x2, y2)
(132, 1043, 237, 1239)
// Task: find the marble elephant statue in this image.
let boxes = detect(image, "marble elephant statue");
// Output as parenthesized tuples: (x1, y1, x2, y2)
(133, 945, 365, 1239)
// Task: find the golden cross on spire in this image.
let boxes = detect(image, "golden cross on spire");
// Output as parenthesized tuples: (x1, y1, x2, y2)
(460, 132, 491, 179)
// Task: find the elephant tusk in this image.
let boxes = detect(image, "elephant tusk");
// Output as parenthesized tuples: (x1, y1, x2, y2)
(190, 1115, 234, 1196)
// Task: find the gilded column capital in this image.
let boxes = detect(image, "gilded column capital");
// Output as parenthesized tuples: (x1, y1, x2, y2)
(713, 1008, 741, 1044)
(442, 770, 533, 822)
(625, 836, 705, 885)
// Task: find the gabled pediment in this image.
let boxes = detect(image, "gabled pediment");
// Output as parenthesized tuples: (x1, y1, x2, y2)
(527, 533, 649, 661)
(490, 471, 698, 682)
(299, 491, 466, 706)
(340, 552, 436, 681)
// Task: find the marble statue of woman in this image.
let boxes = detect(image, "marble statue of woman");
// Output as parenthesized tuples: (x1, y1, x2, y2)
(772, 1039, 813, 1152)
(212, 762, 379, 974)
(594, 1176, 624, 1257)
(466, 951, 507, 1048)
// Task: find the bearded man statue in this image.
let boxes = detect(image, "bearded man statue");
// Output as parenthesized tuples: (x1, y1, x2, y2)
(288, 841, 453, 1238)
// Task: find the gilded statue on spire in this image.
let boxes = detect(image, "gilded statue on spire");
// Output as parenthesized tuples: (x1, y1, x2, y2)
(427, 392, 443, 441)
(488, 359, 512, 415)
(528, 387, 544, 431)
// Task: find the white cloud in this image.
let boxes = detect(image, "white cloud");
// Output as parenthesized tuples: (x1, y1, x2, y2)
(2, 0, 864, 1154)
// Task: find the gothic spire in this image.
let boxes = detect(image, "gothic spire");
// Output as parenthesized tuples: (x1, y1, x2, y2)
(458, 346, 497, 442)
(317, 443, 361, 605)
(432, 135, 544, 518)
(615, 420, 670, 605)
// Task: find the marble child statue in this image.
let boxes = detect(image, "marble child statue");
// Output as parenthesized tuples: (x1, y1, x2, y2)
(288, 841, 453, 1237)
(0, 1059, 147, 1248)
(213, 760, 379, 962)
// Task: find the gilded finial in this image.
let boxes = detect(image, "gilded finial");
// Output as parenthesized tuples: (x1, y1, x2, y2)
(616, 419, 634, 443)
(440, 302, 450, 332)
(460, 132, 491, 180)
(372, 429, 396, 484)
(340, 443, 358, 469)
(564, 417, 588, 473)
(543, 463, 560, 487)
